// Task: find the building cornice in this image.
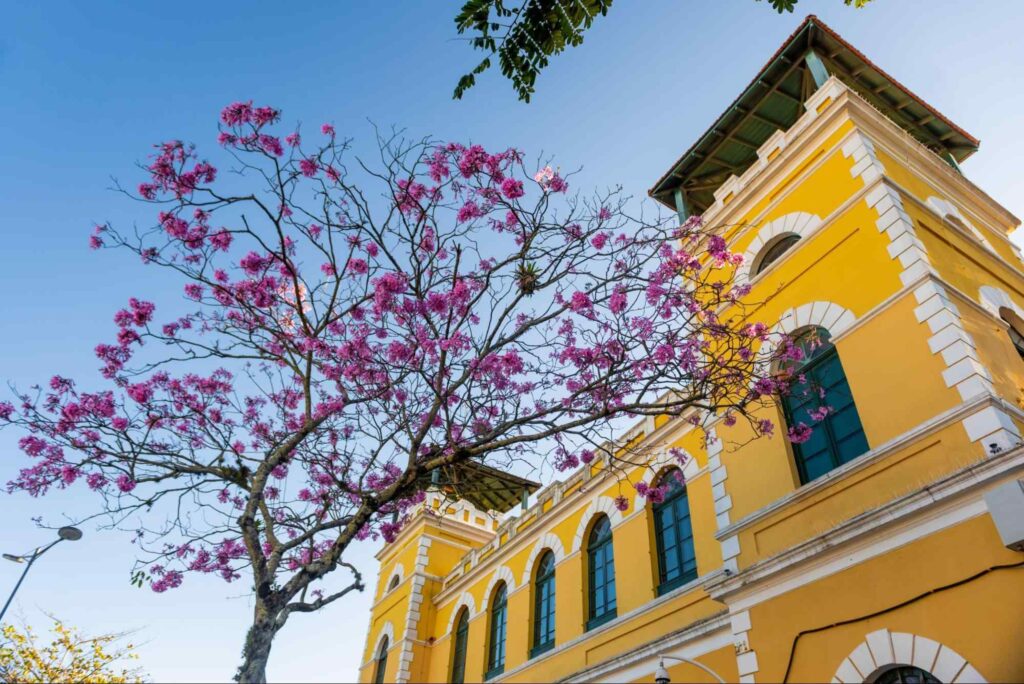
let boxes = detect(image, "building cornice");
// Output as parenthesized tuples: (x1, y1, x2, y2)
(705, 444, 1024, 608)
(716, 391, 1005, 541)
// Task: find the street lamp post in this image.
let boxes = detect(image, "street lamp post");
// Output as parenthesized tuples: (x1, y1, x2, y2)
(0, 526, 83, 623)
(653, 653, 726, 684)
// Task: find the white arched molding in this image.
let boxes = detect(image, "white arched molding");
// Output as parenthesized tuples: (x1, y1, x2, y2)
(834, 629, 986, 683)
(385, 562, 405, 593)
(519, 533, 568, 586)
(736, 212, 823, 284)
(927, 196, 995, 253)
(637, 447, 700, 490)
(978, 285, 1024, 322)
(570, 496, 626, 553)
(372, 621, 395, 656)
(775, 300, 857, 338)
(478, 565, 516, 614)
(757, 300, 859, 368)
(443, 592, 477, 638)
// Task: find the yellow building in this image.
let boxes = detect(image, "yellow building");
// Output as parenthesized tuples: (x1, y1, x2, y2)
(359, 16, 1024, 684)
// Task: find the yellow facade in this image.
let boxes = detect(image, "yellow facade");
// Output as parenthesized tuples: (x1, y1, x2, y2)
(360, 18, 1024, 684)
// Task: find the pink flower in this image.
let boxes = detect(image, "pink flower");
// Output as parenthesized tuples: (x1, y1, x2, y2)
(299, 158, 319, 177)
(321, 123, 335, 137)
(500, 178, 524, 199)
(568, 291, 592, 315)
(613, 495, 629, 512)
(609, 288, 628, 315)
(116, 474, 137, 492)
(787, 423, 813, 444)
(209, 230, 232, 252)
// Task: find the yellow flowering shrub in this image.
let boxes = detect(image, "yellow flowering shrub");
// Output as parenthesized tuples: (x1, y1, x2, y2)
(0, 618, 145, 683)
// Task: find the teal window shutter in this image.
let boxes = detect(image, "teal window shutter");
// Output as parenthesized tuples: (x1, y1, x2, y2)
(586, 515, 617, 631)
(531, 551, 556, 657)
(451, 609, 469, 684)
(782, 328, 869, 484)
(653, 469, 698, 595)
(485, 584, 507, 680)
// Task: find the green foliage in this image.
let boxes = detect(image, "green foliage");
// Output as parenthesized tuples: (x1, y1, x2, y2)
(453, 0, 874, 102)
(454, 0, 612, 102)
(760, 0, 872, 12)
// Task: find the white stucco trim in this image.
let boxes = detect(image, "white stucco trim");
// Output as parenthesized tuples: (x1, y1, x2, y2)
(570, 496, 626, 553)
(395, 537, 431, 683)
(385, 562, 405, 593)
(926, 196, 996, 253)
(978, 284, 1024, 322)
(637, 446, 700, 490)
(373, 621, 395, 654)
(479, 565, 516, 615)
(776, 300, 858, 338)
(707, 445, 1024, 612)
(443, 592, 477, 637)
(519, 533, 567, 586)
(736, 211, 823, 284)
(759, 300, 858, 367)
(848, 143, 1018, 455)
(834, 629, 987, 683)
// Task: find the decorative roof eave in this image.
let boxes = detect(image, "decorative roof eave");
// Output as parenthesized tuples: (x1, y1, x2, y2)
(648, 15, 979, 214)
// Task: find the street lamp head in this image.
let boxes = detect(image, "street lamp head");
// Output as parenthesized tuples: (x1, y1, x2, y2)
(58, 526, 83, 541)
(2, 553, 27, 564)
(655, 659, 671, 684)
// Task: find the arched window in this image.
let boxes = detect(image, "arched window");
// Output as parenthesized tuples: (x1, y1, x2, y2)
(450, 608, 470, 684)
(531, 551, 556, 657)
(873, 665, 940, 684)
(485, 583, 507, 680)
(781, 327, 869, 484)
(652, 468, 697, 595)
(373, 636, 389, 684)
(586, 515, 616, 631)
(754, 234, 801, 275)
(999, 306, 1024, 360)
(387, 574, 400, 592)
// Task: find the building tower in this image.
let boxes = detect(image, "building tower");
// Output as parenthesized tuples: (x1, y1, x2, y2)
(360, 16, 1024, 684)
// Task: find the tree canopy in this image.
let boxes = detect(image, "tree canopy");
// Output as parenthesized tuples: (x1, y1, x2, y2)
(0, 102, 807, 681)
(453, 0, 874, 102)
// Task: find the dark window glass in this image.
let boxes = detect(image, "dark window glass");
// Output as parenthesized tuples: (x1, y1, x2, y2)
(1008, 325, 1024, 361)
(485, 584, 507, 680)
(531, 551, 556, 656)
(653, 469, 697, 595)
(755, 234, 801, 275)
(450, 608, 470, 684)
(874, 666, 941, 684)
(373, 636, 389, 684)
(782, 327, 869, 484)
(586, 515, 616, 630)
(388, 575, 400, 592)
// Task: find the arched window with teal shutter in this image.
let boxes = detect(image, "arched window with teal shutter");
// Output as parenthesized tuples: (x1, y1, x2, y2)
(586, 515, 616, 631)
(531, 550, 556, 657)
(653, 468, 697, 595)
(485, 583, 507, 680)
(450, 608, 470, 684)
(781, 327, 869, 484)
(373, 636, 388, 684)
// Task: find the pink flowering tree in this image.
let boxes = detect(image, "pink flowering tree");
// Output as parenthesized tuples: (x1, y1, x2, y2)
(1, 102, 797, 681)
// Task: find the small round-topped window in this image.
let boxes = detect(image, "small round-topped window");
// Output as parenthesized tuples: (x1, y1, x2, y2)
(873, 665, 940, 684)
(754, 234, 800, 275)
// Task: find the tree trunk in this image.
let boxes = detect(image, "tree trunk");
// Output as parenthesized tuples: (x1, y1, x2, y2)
(235, 615, 278, 683)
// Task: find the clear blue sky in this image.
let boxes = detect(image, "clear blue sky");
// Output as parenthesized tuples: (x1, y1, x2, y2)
(1, 1, 1022, 681)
